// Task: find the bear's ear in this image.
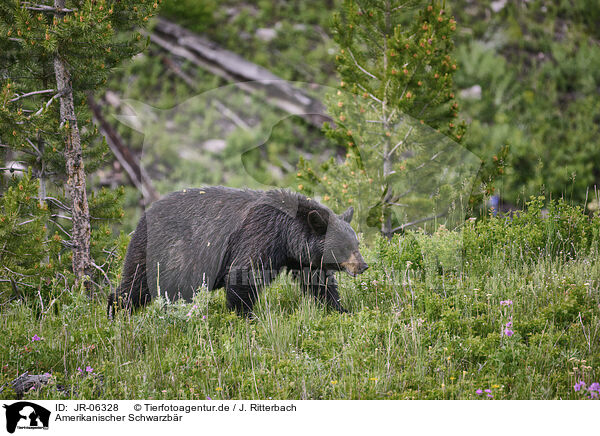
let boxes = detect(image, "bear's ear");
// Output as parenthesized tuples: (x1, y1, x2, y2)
(308, 210, 328, 235)
(339, 206, 354, 223)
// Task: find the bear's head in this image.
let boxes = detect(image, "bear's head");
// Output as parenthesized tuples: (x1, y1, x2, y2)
(307, 206, 368, 276)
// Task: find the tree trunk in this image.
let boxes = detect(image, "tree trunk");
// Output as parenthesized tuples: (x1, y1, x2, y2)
(381, 0, 393, 238)
(53, 0, 91, 284)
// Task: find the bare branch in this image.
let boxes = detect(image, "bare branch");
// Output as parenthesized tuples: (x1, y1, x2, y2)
(0, 167, 26, 172)
(387, 211, 447, 234)
(90, 261, 114, 294)
(31, 92, 61, 117)
(0, 279, 37, 289)
(387, 125, 414, 158)
(3, 266, 36, 278)
(161, 55, 198, 90)
(347, 48, 378, 81)
(17, 218, 37, 226)
(38, 196, 71, 211)
(88, 95, 160, 204)
(48, 218, 72, 237)
(9, 89, 55, 103)
(412, 150, 444, 171)
(357, 83, 382, 104)
(25, 137, 41, 155)
(21, 2, 75, 13)
(213, 99, 250, 131)
(149, 18, 330, 128)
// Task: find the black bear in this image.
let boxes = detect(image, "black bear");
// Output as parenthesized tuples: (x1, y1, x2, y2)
(108, 187, 368, 317)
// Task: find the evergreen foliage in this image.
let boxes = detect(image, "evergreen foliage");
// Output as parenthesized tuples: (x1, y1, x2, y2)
(297, 0, 478, 238)
(0, 170, 65, 304)
(0, 0, 158, 301)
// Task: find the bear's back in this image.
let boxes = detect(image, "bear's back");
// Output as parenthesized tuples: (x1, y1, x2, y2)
(143, 187, 259, 299)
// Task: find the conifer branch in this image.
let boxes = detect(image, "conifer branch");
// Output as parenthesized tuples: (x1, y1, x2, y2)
(0, 144, 38, 156)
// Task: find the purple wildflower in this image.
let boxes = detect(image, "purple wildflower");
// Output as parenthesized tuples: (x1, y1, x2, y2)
(206, 396, 212, 400)
(503, 328, 514, 337)
(77, 367, 83, 374)
(476, 389, 483, 395)
(574, 381, 586, 392)
(500, 300, 513, 306)
(505, 321, 512, 328)
(487, 394, 493, 398)
(484, 389, 492, 394)
(588, 382, 600, 392)
(85, 366, 94, 373)
(202, 315, 206, 320)
(31, 334, 41, 342)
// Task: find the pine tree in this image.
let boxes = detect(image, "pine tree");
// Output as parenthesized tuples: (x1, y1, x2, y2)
(298, 0, 471, 238)
(0, 0, 158, 294)
(0, 170, 64, 302)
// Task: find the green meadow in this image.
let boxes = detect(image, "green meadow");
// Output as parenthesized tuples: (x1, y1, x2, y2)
(2, 198, 599, 400)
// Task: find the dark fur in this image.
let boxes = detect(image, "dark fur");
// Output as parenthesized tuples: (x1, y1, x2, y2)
(108, 187, 367, 317)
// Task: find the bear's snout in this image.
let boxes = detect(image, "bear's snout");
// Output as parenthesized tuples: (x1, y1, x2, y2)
(357, 261, 369, 274)
(341, 250, 368, 276)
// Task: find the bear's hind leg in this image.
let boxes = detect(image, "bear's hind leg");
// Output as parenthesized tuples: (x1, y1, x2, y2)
(108, 213, 151, 318)
(108, 263, 151, 318)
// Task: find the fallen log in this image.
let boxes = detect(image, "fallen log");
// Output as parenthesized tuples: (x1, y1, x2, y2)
(0, 372, 54, 399)
(148, 17, 332, 128)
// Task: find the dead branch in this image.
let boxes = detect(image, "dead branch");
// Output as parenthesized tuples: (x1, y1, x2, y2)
(387, 211, 447, 235)
(9, 89, 55, 103)
(212, 99, 250, 131)
(87, 95, 160, 204)
(21, 2, 75, 13)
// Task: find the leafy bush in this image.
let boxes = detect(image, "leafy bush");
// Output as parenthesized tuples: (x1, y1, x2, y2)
(464, 197, 600, 267)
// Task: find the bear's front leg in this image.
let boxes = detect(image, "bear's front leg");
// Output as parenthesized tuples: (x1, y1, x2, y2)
(226, 284, 259, 317)
(321, 273, 349, 314)
(294, 269, 348, 313)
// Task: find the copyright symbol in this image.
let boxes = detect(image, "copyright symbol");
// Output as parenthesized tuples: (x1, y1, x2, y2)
(134, 404, 142, 411)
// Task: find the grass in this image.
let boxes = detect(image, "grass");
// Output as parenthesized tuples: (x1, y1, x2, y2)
(1, 200, 600, 400)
